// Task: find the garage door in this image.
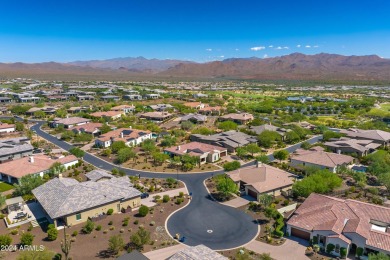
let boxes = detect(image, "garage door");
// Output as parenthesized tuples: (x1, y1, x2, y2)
(247, 188, 258, 199)
(291, 227, 310, 240)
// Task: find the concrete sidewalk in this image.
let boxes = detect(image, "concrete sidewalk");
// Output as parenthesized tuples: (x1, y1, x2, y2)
(141, 187, 188, 207)
(245, 237, 309, 260)
(144, 244, 188, 260)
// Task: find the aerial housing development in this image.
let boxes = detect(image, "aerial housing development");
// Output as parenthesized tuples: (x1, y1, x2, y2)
(0, 1, 390, 260)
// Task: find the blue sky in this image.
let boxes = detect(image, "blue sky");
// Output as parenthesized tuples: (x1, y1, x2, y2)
(0, 0, 389, 62)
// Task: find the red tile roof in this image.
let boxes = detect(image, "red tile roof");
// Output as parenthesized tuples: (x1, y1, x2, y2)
(288, 193, 390, 252)
(164, 142, 226, 157)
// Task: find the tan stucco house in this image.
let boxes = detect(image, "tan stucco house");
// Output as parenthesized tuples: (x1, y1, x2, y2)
(32, 171, 141, 227)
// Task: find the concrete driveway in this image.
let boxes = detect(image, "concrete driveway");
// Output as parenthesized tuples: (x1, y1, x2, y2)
(222, 195, 256, 208)
(245, 237, 309, 260)
(144, 244, 188, 260)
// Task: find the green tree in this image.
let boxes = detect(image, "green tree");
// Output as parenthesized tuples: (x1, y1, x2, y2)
(245, 143, 261, 157)
(151, 152, 169, 166)
(108, 234, 124, 255)
(15, 122, 25, 131)
(73, 133, 93, 144)
(11, 105, 31, 115)
(117, 147, 135, 163)
(55, 109, 67, 118)
(102, 148, 112, 157)
(223, 161, 241, 171)
(258, 130, 281, 148)
(181, 121, 194, 131)
(130, 227, 150, 250)
(285, 131, 300, 144)
(368, 252, 390, 260)
(82, 219, 95, 234)
(216, 175, 238, 200)
(61, 131, 75, 141)
(236, 147, 248, 159)
(292, 170, 343, 197)
(69, 147, 85, 158)
(20, 232, 34, 246)
(218, 120, 238, 131)
(111, 141, 127, 154)
(323, 131, 344, 141)
(255, 154, 270, 164)
(100, 124, 112, 134)
(13, 175, 44, 196)
(138, 205, 149, 217)
(0, 234, 12, 246)
(141, 139, 156, 159)
(258, 194, 273, 208)
(160, 135, 177, 147)
(273, 150, 289, 163)
(300, 141, 311, 150)
(379, 173, 390, 192)
(47, 225, 58, 241)
(17, 249, 55, 260)
(33, 110, 46, 118)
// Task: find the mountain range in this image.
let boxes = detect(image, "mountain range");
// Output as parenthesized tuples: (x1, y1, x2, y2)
(1, 53, 390, 82)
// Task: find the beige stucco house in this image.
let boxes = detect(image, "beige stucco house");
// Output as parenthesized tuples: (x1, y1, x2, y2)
(32, 171, 141, 227)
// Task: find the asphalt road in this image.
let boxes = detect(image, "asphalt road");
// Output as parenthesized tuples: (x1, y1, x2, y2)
(30, 121, 322, 250)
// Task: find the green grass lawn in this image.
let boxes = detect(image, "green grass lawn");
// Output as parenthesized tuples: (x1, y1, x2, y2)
(0, 182, 14, 192)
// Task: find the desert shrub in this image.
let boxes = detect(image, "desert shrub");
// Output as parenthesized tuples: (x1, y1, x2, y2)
(163, 195, 170, 203)
(179, 192, 184, 198)
(108, 221, 113, 225)
(326, 243, 335, 254)
(72, 231, 78, 237)
(138, 205, 149, 217)
(82, 219, 95, 234)
(20, 232, 34, 246)
(107, 209, 114, 215)
(176, 198, 184, 204)
(10, 229, 18, 235)
(96, 225, 102, 231)
(340, 247, 347, 258)
(134, 220, 139, 225)
(0, 234, 12, 246)
(47, 227, 58, 241)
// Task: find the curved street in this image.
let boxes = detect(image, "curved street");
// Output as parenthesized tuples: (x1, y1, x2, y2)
(29, 121, 322, 249)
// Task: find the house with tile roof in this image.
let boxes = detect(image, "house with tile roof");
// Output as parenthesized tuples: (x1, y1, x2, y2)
(164, 142, 227, 164)
(32, 173, 141, 227)
(0, 137, 34, 162)
(287, 193, 390, 257)
(90, 111, 124, 120)
(95, 128, 152, 148)
(340, 128, 390, 146)
(180, 113, 207, 124)
(70, 122, 103, 135)
(0, 154, 78, 184)
(227, 162, 296, 199)
(183, 102, 208, 110)
(190, 130, 258, 152)
(50, 117, 91, 129)
(290, 146, 354, 173)
(168, 244, 227, 260)
(324, 137, 381, 157)
(139, 111, 174, 123)
(199, 106, 223, 116)
(110, 104, 135, 114)
(0, 123, 15, 133)
(219, 113, 254, 125)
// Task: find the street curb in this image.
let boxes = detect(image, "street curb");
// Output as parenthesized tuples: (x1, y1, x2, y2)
(164, 181, 191, 242)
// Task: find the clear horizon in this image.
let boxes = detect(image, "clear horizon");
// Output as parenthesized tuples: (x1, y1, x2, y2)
(1, 0, 389, 63)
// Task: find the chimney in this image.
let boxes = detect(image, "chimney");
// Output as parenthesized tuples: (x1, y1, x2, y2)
(129, 126, 132, 129)
(120, 132, 124, 138)
(29, 156, 34, 163)
(177, 146, 181, 151)
(58, 173, 63, 179)
(337, 150, 341, 154)
(256, 160, 262, 168)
